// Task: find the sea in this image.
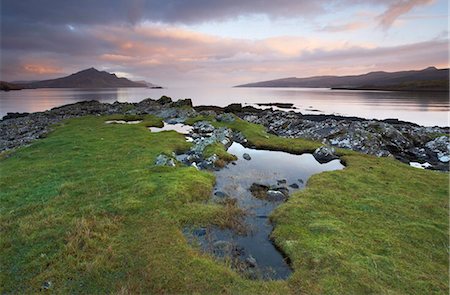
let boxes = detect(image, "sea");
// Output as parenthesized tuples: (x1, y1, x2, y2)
(0, 87, 448, 127)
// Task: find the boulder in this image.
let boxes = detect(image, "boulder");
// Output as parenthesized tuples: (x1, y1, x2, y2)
(313, 145, 339, 163)
(425, 136, 450, 162)
(243, 153, 251, 160)
(266, 190, 287, 201)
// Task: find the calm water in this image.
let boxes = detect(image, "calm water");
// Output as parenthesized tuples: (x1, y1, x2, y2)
(0, 87, 448, 126)
(187, 142, 344, 280)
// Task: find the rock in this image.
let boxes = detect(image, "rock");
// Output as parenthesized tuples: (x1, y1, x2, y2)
(233, 131, 248, 144)
(216, 113, 235, 122)
(277, 179, 287, 185)
(289, 183, 299, 189)
(224, 103, 242, 113)
(266, 190, 287, 201)
(190, 162, 199, 170)
(243, 153, 251, 160)
(193, 121, 215, 134)
(157, 95, 172, 104)
(249, 183, 269, 198)
(171, 98, 193, 108)
(425, 136, 450, 163)
(155, 154, 176, 167)
(313, 145, 339, 163)
(245, 255, 257, 268)
(42, 281, 52, 290)
(214, 191, 229, 198)
(193, 228, 207, 237)
(298, 179, 304, 184)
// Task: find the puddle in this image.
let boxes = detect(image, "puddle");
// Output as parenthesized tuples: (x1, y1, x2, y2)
(149, 122, 193, 134)
(186, 142, 344, 280)
(105, 120, 142, 124)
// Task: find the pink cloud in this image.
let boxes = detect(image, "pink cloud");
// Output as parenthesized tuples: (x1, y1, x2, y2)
(377, 0, 434, 29)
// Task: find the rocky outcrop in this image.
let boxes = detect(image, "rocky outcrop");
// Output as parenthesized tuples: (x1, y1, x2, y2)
(239, 109, 449, 171)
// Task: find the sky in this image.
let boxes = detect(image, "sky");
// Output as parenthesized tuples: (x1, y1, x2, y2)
(1, 0, 448, 87)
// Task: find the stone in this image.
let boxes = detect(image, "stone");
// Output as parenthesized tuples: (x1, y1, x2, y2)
(266, 190, 287, 201)
(214, 191, 229, 198)
(313, 145, 339, 164)
(224, 103, 242, 113)
(216, 113, 235, 122)
(245, 255, 257, 268)
(243, 153, 251, 160)
(157, 95, 172, 104)
(249, 183, 269, 198)
(155, 154, 176, 167)
(193, 121, 215, 134)
(289, 183, 299, 189)
(171, 98, 193, 108)
(425, 136, 450, 163)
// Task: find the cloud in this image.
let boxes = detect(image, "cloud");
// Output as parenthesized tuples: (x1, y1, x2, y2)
(377, 0, 434, 29)
(318, 22, 368, 32)
(1, 21, 447, 86)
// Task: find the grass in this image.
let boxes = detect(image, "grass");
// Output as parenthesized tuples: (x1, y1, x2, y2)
(1, 114, 448, 294)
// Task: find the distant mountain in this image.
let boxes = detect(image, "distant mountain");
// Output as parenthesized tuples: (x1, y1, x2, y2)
(15, 68, 149, 89)
(236, 67, 449, 91)
(134, 80, 163, 88)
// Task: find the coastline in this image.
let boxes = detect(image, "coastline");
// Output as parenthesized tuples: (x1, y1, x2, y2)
(1, 96, 449, 171)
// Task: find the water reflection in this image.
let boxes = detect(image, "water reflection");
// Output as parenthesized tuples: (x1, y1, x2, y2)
(0, 87, 448, 126)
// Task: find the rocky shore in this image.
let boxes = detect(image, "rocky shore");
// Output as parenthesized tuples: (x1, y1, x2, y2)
(1, 96, 449, 171)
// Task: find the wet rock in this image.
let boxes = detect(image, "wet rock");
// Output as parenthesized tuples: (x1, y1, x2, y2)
(243, 153, 251, 161)
(249, 183, 269, 198)
(289, 183, 299, 189)
(313, 145, 339, 164)
(214, 191, 229, 198)
(216, 113, 235, 122)
(266, 190, 288, 201)
(245, 255, 258, 268)
(298, 179, 304, 184)
(270, 186, 289, 196)
(233, 131, 248, 144)
(277, 179, 287, 185)
(155, 154, 176, 167)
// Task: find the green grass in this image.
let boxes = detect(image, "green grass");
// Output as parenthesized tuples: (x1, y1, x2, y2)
(1, 115, 448, 294)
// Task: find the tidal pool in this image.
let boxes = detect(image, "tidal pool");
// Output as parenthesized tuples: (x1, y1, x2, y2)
(149, 122, 193, 134)
(186, 142, 344, 280)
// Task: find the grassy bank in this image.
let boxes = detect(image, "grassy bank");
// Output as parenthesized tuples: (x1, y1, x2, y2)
(1, 115, 448, 294)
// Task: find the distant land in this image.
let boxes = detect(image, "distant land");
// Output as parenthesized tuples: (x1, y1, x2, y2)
(0, 68, 161, 91)
(236, 67, 449, 92)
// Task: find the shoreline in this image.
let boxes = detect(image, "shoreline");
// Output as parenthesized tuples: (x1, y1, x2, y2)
(1, 96, 449, 171)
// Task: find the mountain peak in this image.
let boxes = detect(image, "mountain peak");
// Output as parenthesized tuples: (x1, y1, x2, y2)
(20, 68, 150, 88)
